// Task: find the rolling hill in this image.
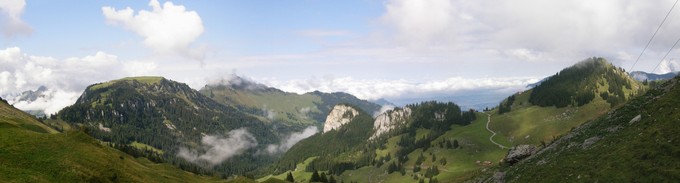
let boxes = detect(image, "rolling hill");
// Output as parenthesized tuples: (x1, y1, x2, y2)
(199, 75, 382, 129)
(489, 57, 646, 146)
(478, 75, 680, 182)
(0, 97, 231, 183)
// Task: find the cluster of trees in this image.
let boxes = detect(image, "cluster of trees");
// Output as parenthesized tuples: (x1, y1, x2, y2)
(436, 139, 460, 149)
(529, 57, 631, 108)
(308, 171, 338, 183)
(406, 101, 476, 131)
(273, 107, 376, 176)
(498, 95, 516, 114)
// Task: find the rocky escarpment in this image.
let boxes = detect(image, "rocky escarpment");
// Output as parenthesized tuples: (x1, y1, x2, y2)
(370, 107, 412, 139)
(323, 104, 360, 133)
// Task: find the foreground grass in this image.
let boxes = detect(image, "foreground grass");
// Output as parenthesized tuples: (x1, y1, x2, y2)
(0, 125, 227, 183)
(498, 77, 680, 182)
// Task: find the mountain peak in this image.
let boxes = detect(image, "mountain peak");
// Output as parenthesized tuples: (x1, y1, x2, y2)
(88, 76, 165, 91)
(205, 74, 279, 92)
(529, 57, 642, 108)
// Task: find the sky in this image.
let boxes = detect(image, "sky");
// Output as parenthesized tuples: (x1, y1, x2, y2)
(2, 0, 680, 114)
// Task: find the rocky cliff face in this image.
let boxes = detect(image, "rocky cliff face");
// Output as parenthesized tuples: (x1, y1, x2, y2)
(370, 107, 411, 139)
(323, 104, 359, 133)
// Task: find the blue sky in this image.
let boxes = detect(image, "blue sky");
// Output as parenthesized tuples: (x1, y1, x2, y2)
(2, 0, 680, 114)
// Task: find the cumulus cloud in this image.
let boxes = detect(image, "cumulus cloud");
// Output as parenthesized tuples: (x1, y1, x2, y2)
(381, 0, 457, 48)
(259, 76, 539, 101)
(657, 59, 680, 74)
(373, 0, 680, 70)
(178, 128, 258, 166)
(0, 0, 31, 37)
(0, 47, 157, 115)
(264, 126, 318, 154)
(9, 88, 80, 115)
(102, 0, 205, 61)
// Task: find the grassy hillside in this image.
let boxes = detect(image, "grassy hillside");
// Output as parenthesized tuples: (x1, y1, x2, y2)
(490, 58, 645, 145)
(0, 97, 229, 183)
(489, 76, 680, 182)
(0, 98, 58, 134)
(201, 83, 323, 126)
(200, 76, 382, 128)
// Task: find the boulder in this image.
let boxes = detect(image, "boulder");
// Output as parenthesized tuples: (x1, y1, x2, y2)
(504, 144, 537, 165)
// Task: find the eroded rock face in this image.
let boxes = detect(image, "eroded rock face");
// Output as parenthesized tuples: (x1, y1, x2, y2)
(323, 104, 360, 133)
(370, 107, 412, 139)
(504, 144, 537, 165)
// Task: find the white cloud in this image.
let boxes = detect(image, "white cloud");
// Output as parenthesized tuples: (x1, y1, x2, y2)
(374, 105, 396, 117)
(0, 47, 158, 115)
(102, 0, 205, 60)
(381, 0, 457, 48)
(259, 76, 539, 101)
(178, 128, 257, 166)
(123, 60, 158, 76)
(0, 0, 31, 37)
(264, 126, 318, 154)
(657, 59, 680, 74)
(372, 0, 680, 71)
(10, 89, 80, 115)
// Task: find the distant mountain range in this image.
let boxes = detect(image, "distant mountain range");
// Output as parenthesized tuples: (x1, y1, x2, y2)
(199, 75, 382, 128)
(629, 71, 678, 81)
(6, 85, 49, 117)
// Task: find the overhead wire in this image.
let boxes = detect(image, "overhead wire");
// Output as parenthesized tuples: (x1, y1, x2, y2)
(652, 36, 680, 73)
(628, 0, 679, 72)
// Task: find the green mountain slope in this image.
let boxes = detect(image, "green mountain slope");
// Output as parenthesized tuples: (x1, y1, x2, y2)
(264, 102, 478, 183)
(57, 76, 279, 176)
(484, 76, 680, 182)
(0, 97, 228, 183)
(490, 57, 646, 145)
(0, 98, 57, 134)
(199, 75, 382, 128)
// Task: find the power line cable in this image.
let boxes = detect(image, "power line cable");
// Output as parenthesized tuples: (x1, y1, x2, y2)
(629, 0, 679, 72)
(651, 36, 680, 73)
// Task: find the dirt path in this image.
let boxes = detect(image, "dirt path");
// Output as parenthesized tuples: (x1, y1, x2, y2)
(486, 113, 509, 149)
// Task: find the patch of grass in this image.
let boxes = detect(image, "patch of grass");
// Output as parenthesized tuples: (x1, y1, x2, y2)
(0, 127, 226, 183)
(491, 90, 611, 145)
(204, 87, 322, 125)
(258, 157, 320, 182)
(89, 76, 164, 91)
(131, 141, 164, 154)
(0, 101, 58, 134)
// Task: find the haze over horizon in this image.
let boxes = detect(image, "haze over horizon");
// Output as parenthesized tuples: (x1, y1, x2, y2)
(2, 0, 680, 114)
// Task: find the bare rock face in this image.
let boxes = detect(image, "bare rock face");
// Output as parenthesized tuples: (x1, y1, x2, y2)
(323, 104, 360, 133)
(504, 145, 537, 165)
(370, 107, 412, 139)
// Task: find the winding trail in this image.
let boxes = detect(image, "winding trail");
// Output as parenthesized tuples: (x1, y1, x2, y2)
(486, 113, 509, 149)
